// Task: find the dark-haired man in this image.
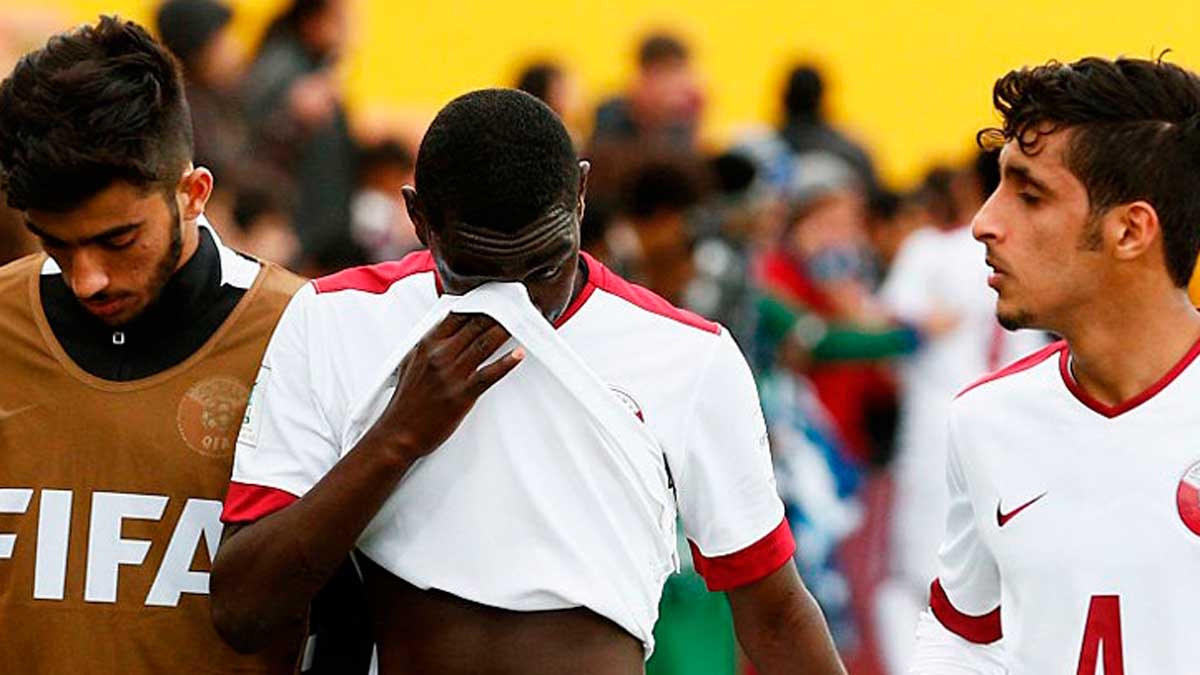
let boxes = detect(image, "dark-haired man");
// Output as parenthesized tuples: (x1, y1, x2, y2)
(0, 16, 305, 672)
(911, 56, 1200, 674)
(212, 88, 845, 675)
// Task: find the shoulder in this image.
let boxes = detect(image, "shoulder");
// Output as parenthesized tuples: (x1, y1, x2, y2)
(311, 250, 437, 296)
(0, 253, 43, 292)
(582, 253, 722, 340)
(956, 339, 1064, 400)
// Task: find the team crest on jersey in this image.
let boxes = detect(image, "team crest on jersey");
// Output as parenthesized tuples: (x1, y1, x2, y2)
(1176, 460, 1200, 537)
(177, 376, 250, 458)
(609, 386, 644, 422)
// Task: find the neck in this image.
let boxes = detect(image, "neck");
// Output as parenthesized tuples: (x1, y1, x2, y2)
(174, 219, 202, 274)
(1061, 283, 1200, 407)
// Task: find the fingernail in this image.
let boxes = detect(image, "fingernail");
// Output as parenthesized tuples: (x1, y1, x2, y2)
(513, 347, 526, 360)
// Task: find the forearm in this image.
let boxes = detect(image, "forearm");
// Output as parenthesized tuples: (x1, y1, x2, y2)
(728, 563, 846, 675)
(811, 321, 921, 362)
(211, 429, 416, 652)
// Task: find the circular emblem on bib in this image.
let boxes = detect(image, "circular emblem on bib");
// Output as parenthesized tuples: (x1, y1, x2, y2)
(1176, 461, 1200, 537)
(177, 376, 250, 458)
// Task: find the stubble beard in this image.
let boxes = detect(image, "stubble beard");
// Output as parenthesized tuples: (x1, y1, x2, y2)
(110, 198, 184, 327)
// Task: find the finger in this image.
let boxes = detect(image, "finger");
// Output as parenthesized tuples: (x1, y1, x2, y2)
(442, 314, 501, 357)
(455, 322, 513, 367)
(426, 312, 475, 340)
(467, 347, 525, 396)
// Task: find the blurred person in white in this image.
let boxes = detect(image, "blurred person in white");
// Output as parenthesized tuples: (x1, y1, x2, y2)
(910, 55, 1200, 674)
(351, 139, 422, 263)
(873, 153, 1045, 674)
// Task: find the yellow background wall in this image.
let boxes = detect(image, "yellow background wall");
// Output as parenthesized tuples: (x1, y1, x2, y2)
(10, 0, 1200, 187)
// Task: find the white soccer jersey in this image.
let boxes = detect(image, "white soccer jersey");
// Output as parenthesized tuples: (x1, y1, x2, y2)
(918, 338, 1200, 675)
(221, 251, 793, 651)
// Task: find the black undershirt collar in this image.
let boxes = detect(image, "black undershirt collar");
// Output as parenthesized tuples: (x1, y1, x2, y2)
(40, 228, 250, 381)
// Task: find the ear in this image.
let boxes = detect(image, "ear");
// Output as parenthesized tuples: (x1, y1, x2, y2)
(576, 160, 591, 222)
(402, 185, 430, 247)
(178, 166, 214, 221)
(1110, 200, 1161, 263)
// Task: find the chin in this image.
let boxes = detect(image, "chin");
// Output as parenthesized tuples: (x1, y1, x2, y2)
(996, 302, 1038, 332)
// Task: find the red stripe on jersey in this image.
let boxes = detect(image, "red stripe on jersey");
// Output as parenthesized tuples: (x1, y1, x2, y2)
(586, 252, 721, 335)
(957, 340, 1065, 399)
(689, 517, 796, 591)
(1059, 332, 1200, 418)
(221, 481, 299, 524)
(312, 250, 437, 294)
(929, 578, 1002, 644)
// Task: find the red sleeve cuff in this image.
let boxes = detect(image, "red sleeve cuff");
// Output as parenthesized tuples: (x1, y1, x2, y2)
(929, 578, 1002, 644)
(221, 481, 300, 524)
(689, 517, 796, 591)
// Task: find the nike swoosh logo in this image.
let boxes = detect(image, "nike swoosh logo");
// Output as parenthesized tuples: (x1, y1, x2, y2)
(996, 492, 1047, 527)
(0, 403, 38, 421)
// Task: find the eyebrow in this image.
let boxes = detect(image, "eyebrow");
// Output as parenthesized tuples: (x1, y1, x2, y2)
(1002, 164, 1053, 196)
(24, 220, 142, 247)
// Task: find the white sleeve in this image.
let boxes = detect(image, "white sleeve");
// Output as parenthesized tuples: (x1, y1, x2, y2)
(879, 230, 935, 321)
(919, 410, 1003, 645)
(909, 610, 1008, 675)
(223, 283, 340, 523)
(675, 329, 793, 591)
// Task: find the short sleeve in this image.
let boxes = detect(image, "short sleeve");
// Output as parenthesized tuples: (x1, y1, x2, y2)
(927, 412, 1002, 644)
(676, 329, 793, 591)
(222, 283, 340, 524)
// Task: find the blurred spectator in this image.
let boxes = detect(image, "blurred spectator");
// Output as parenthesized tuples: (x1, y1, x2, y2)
(618, 158, 706, 303)
(591, 33, 703, 153)
(872, 149, 1046, 675)
(778, 65, 880, 197)
(865, 189, 925, 270)
(242, 0, 362, 272)
(516, 60, 584, 138)
(755, 152, 896, 466)
(351, 139, 422, 262)
(156, 0, 247, 183)
(229, 183, 301, 267)
(0, 11, 64, 266)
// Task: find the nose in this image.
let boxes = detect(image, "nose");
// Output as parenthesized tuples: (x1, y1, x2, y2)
(971, 192, 1004, 245)
(66, 249, 110, 299)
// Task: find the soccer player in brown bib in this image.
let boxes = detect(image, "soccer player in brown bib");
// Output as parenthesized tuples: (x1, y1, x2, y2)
(0, 17, 310, 673)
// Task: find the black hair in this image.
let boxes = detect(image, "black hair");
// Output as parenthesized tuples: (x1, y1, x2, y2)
(621, 160, 701, 220)
(981, 55, 1200, 287)
(516, 62, 561, 105)
(638, 33, 688, 69)
(973, 148, 1001, 200)
(710, 151, 757, 196)
(261, 0, 330, 47)
(357, 139, 414, 181)
(414, 88, 579, 233)
(0, 16, 193, 212)
(784, 64, 824, 121)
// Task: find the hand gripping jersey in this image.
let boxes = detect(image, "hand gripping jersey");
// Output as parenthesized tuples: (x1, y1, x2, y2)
(915, 339, 1200, 675)
(0, 231, 304, 672)
(223, 251, 795, 655)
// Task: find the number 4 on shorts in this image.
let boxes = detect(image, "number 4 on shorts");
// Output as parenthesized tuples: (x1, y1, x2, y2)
(1077, 595, 1124, 675)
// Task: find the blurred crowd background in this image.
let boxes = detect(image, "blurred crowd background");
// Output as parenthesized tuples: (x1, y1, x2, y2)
(6, 2, 1200, 674)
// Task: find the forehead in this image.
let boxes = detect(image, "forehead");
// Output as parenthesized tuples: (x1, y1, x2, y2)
(437, 206, 578, 276)
(998, 129, 1078, 186)
(27, 181, 166, 238)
